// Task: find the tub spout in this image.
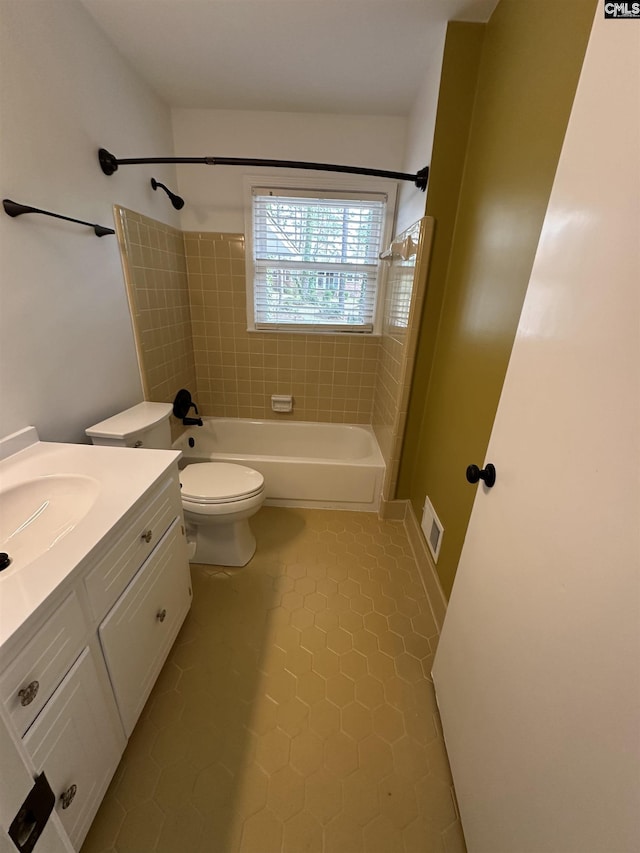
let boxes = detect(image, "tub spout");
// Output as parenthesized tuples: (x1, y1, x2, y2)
(183, 416, 203, 426)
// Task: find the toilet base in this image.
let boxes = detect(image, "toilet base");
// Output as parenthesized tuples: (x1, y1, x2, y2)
(191, 517, 257, 567)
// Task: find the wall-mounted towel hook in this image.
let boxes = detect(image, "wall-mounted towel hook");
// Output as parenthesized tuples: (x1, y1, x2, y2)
(2, 199, 115, 237)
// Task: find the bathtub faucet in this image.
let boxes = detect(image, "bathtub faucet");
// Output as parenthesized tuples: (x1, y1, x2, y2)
(183, 402, 203, 427)
(183, 414, 203, 426)
(173, 388, 203, 426)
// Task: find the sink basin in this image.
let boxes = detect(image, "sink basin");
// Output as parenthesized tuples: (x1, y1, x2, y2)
(0, 475, 100, 575)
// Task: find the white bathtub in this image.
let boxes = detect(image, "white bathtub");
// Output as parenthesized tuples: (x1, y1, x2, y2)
(173, 418, 385, 511)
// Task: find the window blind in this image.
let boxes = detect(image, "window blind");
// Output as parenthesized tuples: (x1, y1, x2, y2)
(252, 188, 387, 331)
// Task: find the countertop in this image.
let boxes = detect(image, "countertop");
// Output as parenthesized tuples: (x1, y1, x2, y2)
(0, 432, 181, 649)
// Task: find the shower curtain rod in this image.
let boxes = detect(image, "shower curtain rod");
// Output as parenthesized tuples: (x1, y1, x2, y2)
(98, 148, 429, 191)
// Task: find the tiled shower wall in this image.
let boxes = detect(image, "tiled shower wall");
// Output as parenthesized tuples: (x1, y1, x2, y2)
(184, 232, 379, 423)
(115, 209, 431, 499)
(114, 207, 196, 404)
(373, 218, 434, 500)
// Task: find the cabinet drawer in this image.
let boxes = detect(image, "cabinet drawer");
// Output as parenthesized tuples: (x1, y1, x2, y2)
(0, 592, 85, 737)
(23, 646, 121, 851)
(99, 519, 191, 736)
(84, 474, 180, 620)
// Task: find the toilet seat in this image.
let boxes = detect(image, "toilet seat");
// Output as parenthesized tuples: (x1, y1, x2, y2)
(180, 462, 264, 505)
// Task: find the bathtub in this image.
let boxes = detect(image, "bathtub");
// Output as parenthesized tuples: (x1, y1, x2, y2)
(173, 418, 385, 511)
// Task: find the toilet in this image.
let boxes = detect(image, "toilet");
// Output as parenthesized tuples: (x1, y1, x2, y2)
(86, 402, 265, 567)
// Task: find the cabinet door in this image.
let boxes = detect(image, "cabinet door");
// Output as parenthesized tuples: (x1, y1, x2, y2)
(22, 648, 121, 851)
(0, 593, 85, 737)
(99, 520, 191, 736)
(0, 716, 74, 853)
(84, 474, 180, 621)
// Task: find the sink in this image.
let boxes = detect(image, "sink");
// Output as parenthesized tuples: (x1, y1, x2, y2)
(0, 475, 100, 575)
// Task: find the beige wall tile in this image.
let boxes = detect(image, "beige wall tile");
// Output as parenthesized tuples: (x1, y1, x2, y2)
(115, 213, 427, 463)
(115, 206, 196, 406)
(373, 218, 433, 500)
(182, 231, 382, 423)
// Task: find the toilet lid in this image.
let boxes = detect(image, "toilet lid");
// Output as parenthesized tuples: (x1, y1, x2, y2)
(180, 463, 264, 504)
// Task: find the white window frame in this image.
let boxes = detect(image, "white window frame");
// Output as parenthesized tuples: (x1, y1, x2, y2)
(244, 175, 397, 335)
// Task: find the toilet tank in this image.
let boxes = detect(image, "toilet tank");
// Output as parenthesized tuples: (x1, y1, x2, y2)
(86, 402, 173, 449)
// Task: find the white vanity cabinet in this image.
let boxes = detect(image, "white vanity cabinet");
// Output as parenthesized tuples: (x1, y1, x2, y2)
(0, 452, 191, 853)
(0, 593, 87, 737)
(0, 592, 116, 853)
(22, 648, 121, 849)
(87, 472, 191, 737)
(0, 617, 121, 852)
(99, 519, 191, 736)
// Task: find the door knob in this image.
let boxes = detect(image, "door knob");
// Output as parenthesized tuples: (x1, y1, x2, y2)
(466, 463, 496, 488)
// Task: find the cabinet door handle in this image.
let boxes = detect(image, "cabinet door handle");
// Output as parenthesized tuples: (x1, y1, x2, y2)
(60, 784, 77, 810)
(18, 680, 39, 706)
(156, 608, 167, 623)
(141, 529, 153, 543)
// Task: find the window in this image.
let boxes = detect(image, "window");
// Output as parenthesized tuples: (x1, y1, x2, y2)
(245, 180, 395, 333)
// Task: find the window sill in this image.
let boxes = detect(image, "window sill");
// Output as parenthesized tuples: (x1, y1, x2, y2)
(246, 327, 382, 338)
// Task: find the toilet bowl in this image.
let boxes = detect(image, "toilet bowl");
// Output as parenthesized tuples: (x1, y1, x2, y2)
(85, 402, 265, 567)
(179, 462, 265, 566)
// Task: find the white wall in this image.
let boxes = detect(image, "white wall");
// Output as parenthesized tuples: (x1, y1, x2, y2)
(0, 0, 179, 443)
(0, 0, 446, 444)
(395, 35, 446, 234)
(171, 109, 407, 233)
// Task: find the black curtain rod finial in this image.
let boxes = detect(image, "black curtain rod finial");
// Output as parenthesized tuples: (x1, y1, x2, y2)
(99, 148, 119, 175)
(414, 166, 429, 191)
(98, 147, 429, 191)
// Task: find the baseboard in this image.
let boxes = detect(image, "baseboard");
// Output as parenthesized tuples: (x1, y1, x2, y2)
(403, 502, 448, 633)
(378, 497, 409, 520)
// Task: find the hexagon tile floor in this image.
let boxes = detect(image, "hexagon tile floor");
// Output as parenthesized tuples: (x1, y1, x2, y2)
(82, 507, 465, 853)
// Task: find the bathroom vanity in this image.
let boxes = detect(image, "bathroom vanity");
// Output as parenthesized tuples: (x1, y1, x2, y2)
(0, 428, 191, 852)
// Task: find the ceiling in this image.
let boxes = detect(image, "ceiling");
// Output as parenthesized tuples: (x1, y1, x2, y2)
(80, 0, 498, 116)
